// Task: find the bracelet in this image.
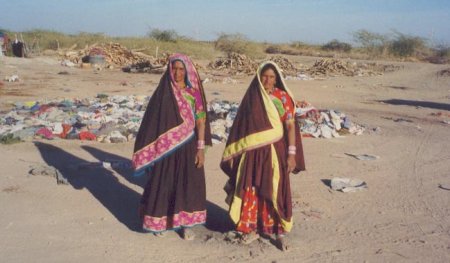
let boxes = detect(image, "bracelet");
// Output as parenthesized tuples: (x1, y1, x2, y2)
(197, 140, 205, 149)
(288, 145, 296, 155)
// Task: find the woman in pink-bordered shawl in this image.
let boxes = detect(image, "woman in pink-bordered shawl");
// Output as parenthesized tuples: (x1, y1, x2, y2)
(132, 54, 212, 239)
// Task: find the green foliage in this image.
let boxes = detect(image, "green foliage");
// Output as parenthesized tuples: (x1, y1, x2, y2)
(2, 28, 447, 63)
(1, 29, 217, 59)
(353, 29, 389, 56)
(321, 39, 352, 52)
(214, 33, 264, 58)
(147, 29, 180, 42)
(353, 29, 386, 48)
(389, 32, 426, 57)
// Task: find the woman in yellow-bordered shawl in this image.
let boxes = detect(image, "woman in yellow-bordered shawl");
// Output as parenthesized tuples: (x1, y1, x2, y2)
(221, 61, 305, 251)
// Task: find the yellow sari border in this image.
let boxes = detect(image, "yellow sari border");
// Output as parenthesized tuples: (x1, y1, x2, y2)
(229, 152, 246, 224)
(222, 62, 286, 159)
(270, 145, 293, 232)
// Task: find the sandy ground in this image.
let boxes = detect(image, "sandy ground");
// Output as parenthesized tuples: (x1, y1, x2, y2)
(1, 55, 449, 263)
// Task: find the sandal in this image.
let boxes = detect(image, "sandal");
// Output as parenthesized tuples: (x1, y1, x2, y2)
(240, 232, 260, 245)
(182, 228, 195, 241)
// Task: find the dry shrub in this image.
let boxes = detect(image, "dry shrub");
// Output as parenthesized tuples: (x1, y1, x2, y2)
(214, 33, 264, 58)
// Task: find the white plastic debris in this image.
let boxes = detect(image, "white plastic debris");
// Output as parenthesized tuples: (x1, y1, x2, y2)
(330, 177, 367, 192)
(4, 75, 19, 82)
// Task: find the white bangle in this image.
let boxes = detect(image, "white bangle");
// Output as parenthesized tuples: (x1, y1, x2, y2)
(197, 140, 205, 149)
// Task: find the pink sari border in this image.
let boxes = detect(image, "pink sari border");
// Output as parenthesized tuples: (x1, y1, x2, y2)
(132, 55, 199, 172)
(142, 210, 207, 232)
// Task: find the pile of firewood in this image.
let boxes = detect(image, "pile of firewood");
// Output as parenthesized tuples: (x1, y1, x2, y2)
(306, 59, 354, 77)
(62, 43, 159, 67)
(268, 56, 300, 76)
(208, 52, 258, 75)
(306, 59, 401, 77)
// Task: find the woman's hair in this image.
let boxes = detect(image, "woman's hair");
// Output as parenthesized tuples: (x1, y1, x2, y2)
(260, 63, 283, 88)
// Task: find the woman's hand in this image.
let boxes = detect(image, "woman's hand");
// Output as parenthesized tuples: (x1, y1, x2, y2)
(195, 149, 205, 168)
(287, 154, 296, 174)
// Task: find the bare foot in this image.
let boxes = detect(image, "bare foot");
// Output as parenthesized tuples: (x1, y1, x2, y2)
(182, 228, 195, 241)
(240, 232, 260, 245)
(275, 235, 289, 251)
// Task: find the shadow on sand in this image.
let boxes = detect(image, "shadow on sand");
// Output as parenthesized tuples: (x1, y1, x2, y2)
(206, 201, 234, 233)
(35, 142, 233, 234)
(380, 99, 450, 111)
(34, 142, 142, 232)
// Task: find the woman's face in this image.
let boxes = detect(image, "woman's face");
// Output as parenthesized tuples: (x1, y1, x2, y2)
(172, 61, 186, 84)
(260, 68, 276, 91)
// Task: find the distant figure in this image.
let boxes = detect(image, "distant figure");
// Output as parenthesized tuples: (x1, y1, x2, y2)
(12, 34, 25, 57)
(132, 53, 212, 240)
(221, 61, 305, 251)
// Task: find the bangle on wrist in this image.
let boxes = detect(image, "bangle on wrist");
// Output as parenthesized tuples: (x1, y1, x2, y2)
(197, 140, 205, 149)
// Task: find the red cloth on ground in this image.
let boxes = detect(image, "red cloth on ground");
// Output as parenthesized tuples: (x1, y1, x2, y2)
(35, 127, 54, 140)
(58, 124, 72, 139)
(79, 131, 96, 141)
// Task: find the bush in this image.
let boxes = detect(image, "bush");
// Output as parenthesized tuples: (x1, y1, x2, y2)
(147, 29, 179, 42)
(321, 39, 352, 52)
(214, 33, 264, 58)
(389, 33, 426, 57)
(353, 29, 389, 56)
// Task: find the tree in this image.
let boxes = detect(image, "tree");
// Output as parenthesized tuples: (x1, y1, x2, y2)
(353, 29, 388, 56)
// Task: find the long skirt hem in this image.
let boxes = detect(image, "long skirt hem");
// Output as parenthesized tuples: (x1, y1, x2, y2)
(142, 210, 207, 232)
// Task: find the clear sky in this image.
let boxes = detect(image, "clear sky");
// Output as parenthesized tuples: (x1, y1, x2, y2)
(2, 0, 449, 45)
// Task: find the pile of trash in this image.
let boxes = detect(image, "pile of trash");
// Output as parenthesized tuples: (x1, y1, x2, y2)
(0, 96, 241, 145)
(208, 100, 239, 144)
(62, 43, 158, 68)
(296, 101, 365, 138)
(306, 58, 401, 77)
(0, 94, 148, 144)
(0, 96, 365, 145)
(207, 52, 258, 75)
(206, 100, 365, 142)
